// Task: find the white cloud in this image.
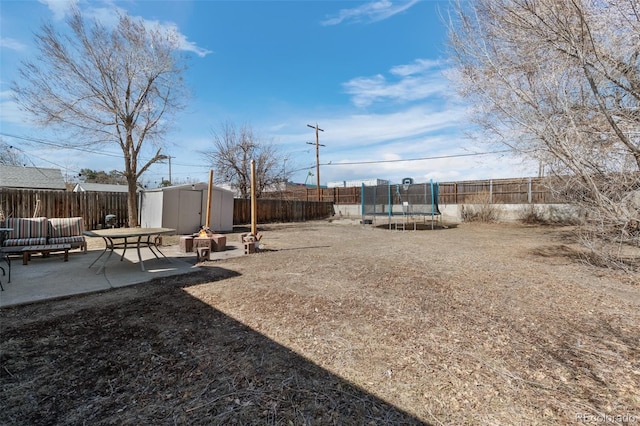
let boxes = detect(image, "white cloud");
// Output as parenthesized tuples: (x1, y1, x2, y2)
(163, 55, 535, 185)
(0, 100, 26, 125)
(320, 147, 535, 185)
(268, 123, 288, 132)
(159, 22, 213, 58)
(74, 5, 213, 57)
(0, 90, 29, 125)
(324, 105, 467, 145)
(83, 5, 122, 28)
(343, 59, 450, 107)
(321, 0, 420, 26)
(271, 101, 470, 155)
(128, 101, 536, 186)
(0, 37, 28, 51)
(390, 59, 442, 77)
(264, 99, 537, 185)
(38, 0, 77, 20)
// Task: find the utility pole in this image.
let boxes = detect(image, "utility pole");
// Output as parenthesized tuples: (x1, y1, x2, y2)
(306, 123, 325, 201)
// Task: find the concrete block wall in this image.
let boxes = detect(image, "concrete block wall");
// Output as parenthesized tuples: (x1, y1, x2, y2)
(333, 203, 583, 224)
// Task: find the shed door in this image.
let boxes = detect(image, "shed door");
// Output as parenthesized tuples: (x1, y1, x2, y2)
(177, 190, 202, 234)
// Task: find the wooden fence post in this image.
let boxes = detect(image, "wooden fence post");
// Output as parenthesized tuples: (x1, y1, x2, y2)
(489, 180, 493, 204)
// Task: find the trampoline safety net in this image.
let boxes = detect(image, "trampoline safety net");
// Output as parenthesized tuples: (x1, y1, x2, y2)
(361, 181, 440, 217)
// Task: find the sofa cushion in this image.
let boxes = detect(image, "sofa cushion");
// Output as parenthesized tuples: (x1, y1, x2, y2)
(3, 237, 48, 247)
(48, 217, 85, 238)
(5, 217, 48, 240)
(49, 236, 85, 245)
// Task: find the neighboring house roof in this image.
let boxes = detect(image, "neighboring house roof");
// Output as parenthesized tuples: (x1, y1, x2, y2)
(0, 165, 66, 190)
(73, 183, 130, 193)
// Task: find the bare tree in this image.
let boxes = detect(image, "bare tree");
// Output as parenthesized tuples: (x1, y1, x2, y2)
(12, 9, 188, 226)
(201, 121, 289, 199)
(447, 0, 640, 266)
(0, 139, 25, 166)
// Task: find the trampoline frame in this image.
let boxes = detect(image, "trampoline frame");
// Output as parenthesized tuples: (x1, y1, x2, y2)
(361, 180, 441, 230)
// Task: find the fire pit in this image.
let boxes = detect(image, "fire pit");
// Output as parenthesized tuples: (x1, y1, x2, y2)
(193, 228, 227, 254)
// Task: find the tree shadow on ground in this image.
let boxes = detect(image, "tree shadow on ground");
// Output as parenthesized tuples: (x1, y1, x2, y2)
(0, 268, 427, 425)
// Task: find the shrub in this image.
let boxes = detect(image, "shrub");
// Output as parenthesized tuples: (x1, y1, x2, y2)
(519, 204, 546, 224)
(461, 192, 501, 223)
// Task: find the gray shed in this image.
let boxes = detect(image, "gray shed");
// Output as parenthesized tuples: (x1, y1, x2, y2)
(139, 183, 234, 234)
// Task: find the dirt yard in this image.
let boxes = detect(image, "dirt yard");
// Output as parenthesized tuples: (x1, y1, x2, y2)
(1, 220, 638, 425)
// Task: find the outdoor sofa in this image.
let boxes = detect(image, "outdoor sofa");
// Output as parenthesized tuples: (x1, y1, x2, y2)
(1, 217, 87, 252)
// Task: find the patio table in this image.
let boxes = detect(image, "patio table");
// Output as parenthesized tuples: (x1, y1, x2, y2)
(84, 227, 176, 274)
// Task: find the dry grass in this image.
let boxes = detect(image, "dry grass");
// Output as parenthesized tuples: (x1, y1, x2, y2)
(460, 192, 502, 223)
(1, 221, 639, 425)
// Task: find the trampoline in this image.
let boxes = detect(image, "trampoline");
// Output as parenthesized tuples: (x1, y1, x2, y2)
(361, 180, 441, 230)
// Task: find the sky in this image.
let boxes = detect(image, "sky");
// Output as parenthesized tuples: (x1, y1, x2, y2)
(0, 0, 538, 188)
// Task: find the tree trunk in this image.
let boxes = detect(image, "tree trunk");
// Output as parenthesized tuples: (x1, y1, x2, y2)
(127, 178, 139, 227)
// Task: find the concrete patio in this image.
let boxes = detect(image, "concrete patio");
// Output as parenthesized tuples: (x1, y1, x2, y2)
(0, 238, 245, 308)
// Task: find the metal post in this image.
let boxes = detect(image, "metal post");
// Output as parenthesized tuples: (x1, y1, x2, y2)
(251, 160, 257, 236)
(361, 182, 365, 223)
(388, 182, 392, 230)
(430, 179, 435, 230)
(205, 170, 214, 229)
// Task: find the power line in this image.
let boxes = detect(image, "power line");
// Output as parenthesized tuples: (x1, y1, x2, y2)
(1, 131, 219, 171)
(0, 132, 124, 158)
(3, 130, 517, 174)
(287, 163, 318, 174)
(1, 131, 199, 169)
(10, 144, 79, 174)
(319, 149, 514, 166)
(257, 150, 514, 176)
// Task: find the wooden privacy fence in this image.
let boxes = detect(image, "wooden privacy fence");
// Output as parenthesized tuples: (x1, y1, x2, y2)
(264, 177, 559, 205)
(0, 189, 128, 230)
(1, 177, 560, 230)
(0, 189, 333, 229)
(234, 199, 334, 224)
(438, 177, 560, 204)
(264, 186, 361, 204)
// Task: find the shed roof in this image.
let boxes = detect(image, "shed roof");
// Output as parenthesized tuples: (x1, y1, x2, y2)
(144, 183, 234, 194)
(73, 183, 130, 193)
(0, 165, 66, 190)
